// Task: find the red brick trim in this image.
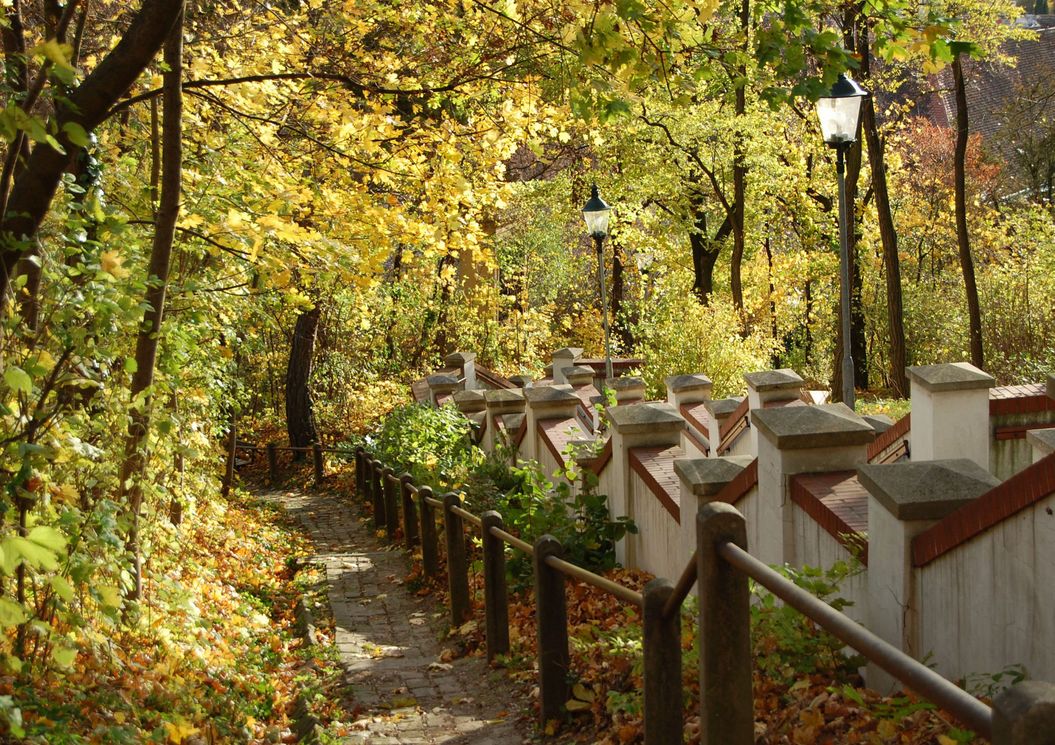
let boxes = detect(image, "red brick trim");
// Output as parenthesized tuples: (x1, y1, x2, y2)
(628, 449, 680, 522)
(789, 474, 869, 566)
(680, 403, 711, 439)
(912, 451, 1055, 567)
(685, 427, 709, 456)
(989, 392, 1055, 416)
(588, 438, 613, 476)
(994, 423, 1053, 441)
(719, 396, 751, 442)
(513, 418, 527, 447)
(867, 412, 911, 461)
(713, 458, 758, 505)
(537, 421, 565, 465)
(476, 366, 516, 389)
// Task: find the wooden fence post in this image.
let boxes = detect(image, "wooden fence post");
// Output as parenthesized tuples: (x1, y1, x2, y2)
(267, 442, 278, 486)
(442, 493, 471, 626)
(992, 681, 1055, 745)
(370, 459, 385, 529)
(312, 442, 324, 485)
(418, 486, 439, 578)
(697, 502, 752, 745)
(643, 578, 681, 745)
(533, 534, 569, 726)
(383, 469, 398, 541)
(481, 510, 509, 661)
(354, 447, 364, 498)
(221, 423, 237, 497)
(400, 474, 418, 550)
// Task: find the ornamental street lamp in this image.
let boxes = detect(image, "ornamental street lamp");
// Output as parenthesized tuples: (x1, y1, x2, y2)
(817, 72, 867, 410)
(582, 184, 614, 382)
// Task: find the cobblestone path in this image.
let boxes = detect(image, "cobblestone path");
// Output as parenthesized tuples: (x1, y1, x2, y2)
(269, 488, 531, 744)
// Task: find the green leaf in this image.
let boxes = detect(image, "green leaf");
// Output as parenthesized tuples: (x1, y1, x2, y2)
(62, 122, 90, 147)
(51, 645, 77, 667)
(124, 357, 138, 374)
(49, 575, 75, 602)
(0, 598, 29, 628)
(2, 536, 59, 572)
(28, 525, 67, 553)
(3, 366, 32, 394)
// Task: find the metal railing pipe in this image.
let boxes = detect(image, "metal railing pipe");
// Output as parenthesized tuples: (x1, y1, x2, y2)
(719, 540, 993, 738)
(543, 555, 643, 607)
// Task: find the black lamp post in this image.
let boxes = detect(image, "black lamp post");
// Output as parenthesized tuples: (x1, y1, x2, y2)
(817, 72, 867, 410)
(581, 184, 614, 382)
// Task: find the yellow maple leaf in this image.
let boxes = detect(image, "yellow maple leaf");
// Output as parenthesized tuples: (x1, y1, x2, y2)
(163, 719, 199, 744)
(99, 250, 129, 279)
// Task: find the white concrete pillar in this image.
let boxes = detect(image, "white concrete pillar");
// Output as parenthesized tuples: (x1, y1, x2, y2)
(427, 374, 462, 406)
(751, 403, 874, 567)
(907, 362, 994, 470)
(607, 403, 685, 566)
(744, 369, 805, 455)
(607, 376, 646, 405)
(1027, 429, 1055, 464)
(668, 374, 713, 456)
(704, 397, 742, 458)
(673, 455, 754, 579)
(523, 385, 581, 462)
(444, 351, 477, 390)
(551, 347, 584, 385)
(858, 459, 998, 693)
(666, 373, 713, 408)
(482, 389, 525, 453)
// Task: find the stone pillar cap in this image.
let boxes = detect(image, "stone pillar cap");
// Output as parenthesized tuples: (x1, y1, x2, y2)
(1027, 428, 1055, 457)
(744, 368, 804, 392)
(453, 390, 486, 413)
(565, 367, 596, 386)
(509, 374, 533, 388)
(666, 373, 713, 393)
(857, 459, 999, 520)
(524, 384, 580, 406)
(444, 351, 477, 366)
(607, 402, 685, 434)
(863, 414, 894, 435)
(907, 362, 994, 392)
(484, 388, 524, 404)
(552, 347, 584, 360)
(427, 373, 460, 386)
(752, 403, 875, 449)
(704, 397, 743, 419)
(674, 455, 754, 497)
(606, 376, 646, 391)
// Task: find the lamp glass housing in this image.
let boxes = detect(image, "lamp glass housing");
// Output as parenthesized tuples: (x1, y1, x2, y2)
(816, 73, 867, 145)
(581, 184, 611, 239)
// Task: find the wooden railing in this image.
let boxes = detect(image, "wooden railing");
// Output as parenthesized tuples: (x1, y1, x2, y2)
(235, 436, 1055, 744)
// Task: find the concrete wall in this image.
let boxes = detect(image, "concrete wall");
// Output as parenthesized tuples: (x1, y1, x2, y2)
(914, 493, 1055, 682)
(990, 411, 1055, 480)
(790, 503, 869, 623)
(626, 470, 684, 582)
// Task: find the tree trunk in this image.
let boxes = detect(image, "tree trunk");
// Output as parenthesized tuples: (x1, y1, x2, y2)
(952, 54, 984, 369)
(611, 241, 632, 349)
(118, 9, 183, 601)
(859, 24, 909, 397)
(0, 0, 183, 299)
(690, 203, 731, 305)
(285, 305, 321, 457)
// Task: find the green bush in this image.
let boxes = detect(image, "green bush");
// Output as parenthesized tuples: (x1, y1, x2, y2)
(364, 402, 481, 491)
(750, 559, 864, 685)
